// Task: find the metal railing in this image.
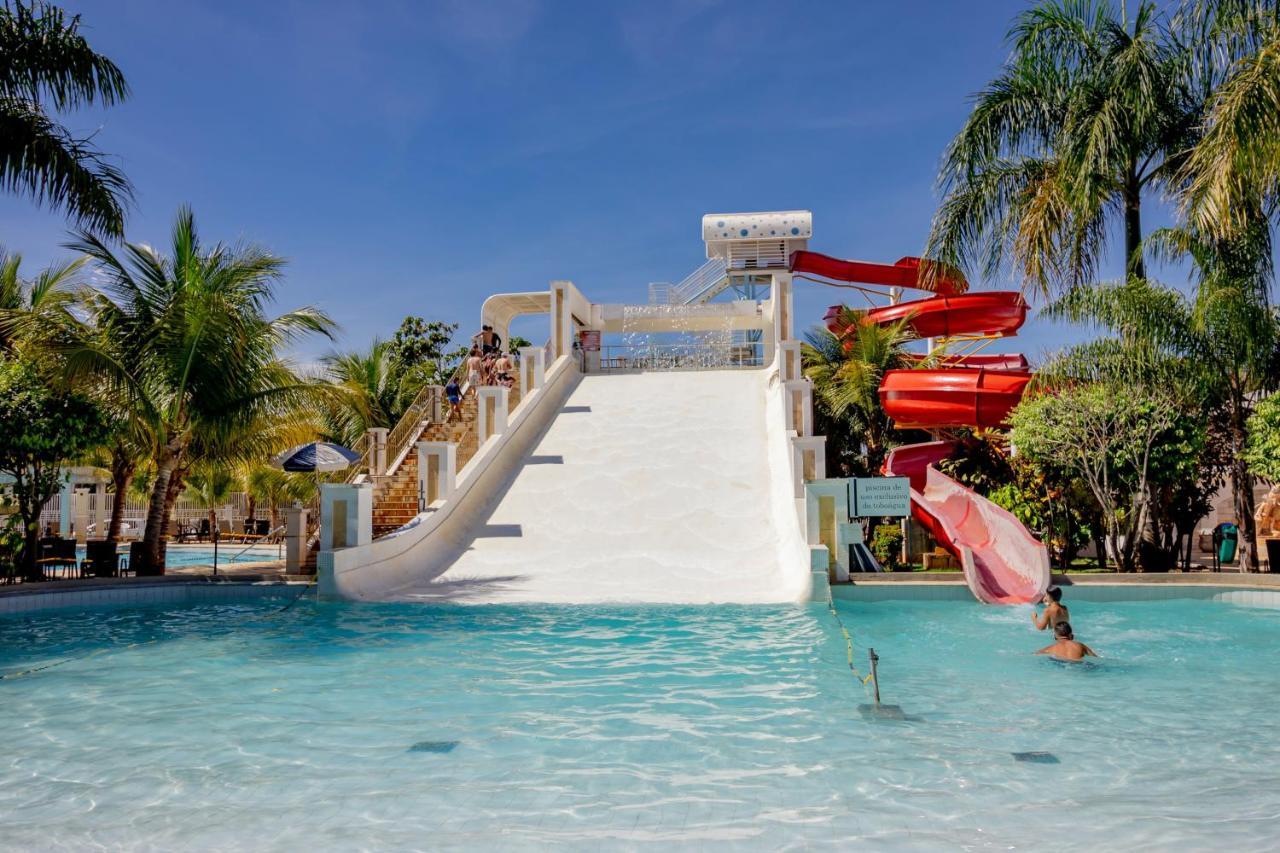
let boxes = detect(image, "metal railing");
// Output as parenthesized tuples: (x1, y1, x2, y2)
(384, 384, 443, 477)
(599, 341, 765, 372)
(669, 257, 729, 305)
(343, 433, 372, 484)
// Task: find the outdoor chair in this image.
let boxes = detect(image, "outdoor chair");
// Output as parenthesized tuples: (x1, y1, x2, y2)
(256, 519, 271, 538)
(36, 537, 78, 579)
(81, 539, 120, 578)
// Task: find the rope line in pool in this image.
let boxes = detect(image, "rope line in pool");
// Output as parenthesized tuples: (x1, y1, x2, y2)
(0, 579, 316, 681)
(827, 592, 874, 687)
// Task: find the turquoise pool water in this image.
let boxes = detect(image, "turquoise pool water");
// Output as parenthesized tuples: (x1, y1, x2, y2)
(1, 596, 1278, 849)
(71, 545, 281, 568)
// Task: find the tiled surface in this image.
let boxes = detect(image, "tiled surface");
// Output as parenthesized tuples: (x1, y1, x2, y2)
(835, 581, 1280, 609)
(0, 582, 296, 615)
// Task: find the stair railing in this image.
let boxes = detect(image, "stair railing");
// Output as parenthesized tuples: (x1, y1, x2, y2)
(669, 257, 729, 304)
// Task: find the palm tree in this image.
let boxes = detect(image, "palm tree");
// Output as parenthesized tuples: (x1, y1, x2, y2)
(61, 207, 336, 574)
(321, 339, 400, 448)
(0, 251, 84, 352)
(1177, 0, 1280, 236)
(0, 1, 131, 235)
(802, 309, 924, 474)
(185, 464, 234, 536)
(244, 464, 313, 531)
(1045, 220, 1280, 571)
(926, 0, 1202, 295)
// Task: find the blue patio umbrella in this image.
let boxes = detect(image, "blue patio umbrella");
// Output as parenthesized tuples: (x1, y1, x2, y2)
(273, 441, 361, 473)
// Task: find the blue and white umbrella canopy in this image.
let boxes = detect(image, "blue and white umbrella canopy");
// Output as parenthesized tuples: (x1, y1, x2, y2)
(273, 441, 361, 473)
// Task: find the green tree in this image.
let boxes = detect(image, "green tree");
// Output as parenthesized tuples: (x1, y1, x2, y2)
(0, 1, 131, 235)
(926, 0, 1201, 294)
(322, 339, 400, 448)
(1010, 383, 1187, 573)
(802, 309, 930, 474)
(244, 465, 313, 530)
(0, 251, 84, 352)
(388, 316, 456, 373)
(1045, 224, 1280, 571)
(0, 356, 106, 579)
(185, 464, 234, 535)
(1244, 393, 1280, 481)
(1177, 0, 1280, 236)
(61, 207, 336, 574)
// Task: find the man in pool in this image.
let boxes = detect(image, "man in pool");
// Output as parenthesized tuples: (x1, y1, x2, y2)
(1032, 586, 1069, 631)
(1035, 621, 1098, 661)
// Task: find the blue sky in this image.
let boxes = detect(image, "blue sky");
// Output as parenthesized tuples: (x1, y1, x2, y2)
(4, 0, 1193, 362)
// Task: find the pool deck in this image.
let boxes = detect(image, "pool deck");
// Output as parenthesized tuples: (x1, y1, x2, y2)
(839, 571, 1280, 588)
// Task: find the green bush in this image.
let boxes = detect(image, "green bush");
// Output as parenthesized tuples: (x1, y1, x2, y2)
(871, 523, 905, 571)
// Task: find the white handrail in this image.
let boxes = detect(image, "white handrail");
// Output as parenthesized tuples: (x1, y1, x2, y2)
(670, 257, 729, 304)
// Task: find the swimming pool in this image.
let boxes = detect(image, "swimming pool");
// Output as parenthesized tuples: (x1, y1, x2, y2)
(72, 544, 282, 568)
(1, 596, 1277, 849)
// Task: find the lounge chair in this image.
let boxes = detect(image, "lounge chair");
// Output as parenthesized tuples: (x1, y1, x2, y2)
(36, 537, 78, 579)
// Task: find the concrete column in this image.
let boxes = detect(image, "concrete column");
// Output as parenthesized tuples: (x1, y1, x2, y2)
(367, 427, 388, 477)
(791, 436, 828, 497)
(551, 281, 573, 360)
(319, 483, 372, 552)
(88, 476, 107, 538)
(477, 386, 510, 444)
(519, 345, 545, 398)
(779, 341, 802, 382)
(416, 441, 457, 511)
(784, 379, 814, 437)
(773, 272, 794, 342)
(285, 506, 309, 575)
(426, 385, 444, 423)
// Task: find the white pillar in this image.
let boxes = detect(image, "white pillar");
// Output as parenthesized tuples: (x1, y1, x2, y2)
(519, 345, 546, 398)
(319, 483, 372, 552)
(416, 441, 457, 510)
(804, 478, 861, 583)
(73, 489, 89, 544)
(779, 341, 802, 382)
(550, 281, 573, 359)
(784, 379, 814, 437)
(476, 386, 510, 444)
(773, 272, 794, 342)
(285, 506, 309, 575)
(791, 436, 827, 497)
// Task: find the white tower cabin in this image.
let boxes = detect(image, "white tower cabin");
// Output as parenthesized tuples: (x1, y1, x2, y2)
(650, 210, 812, 305)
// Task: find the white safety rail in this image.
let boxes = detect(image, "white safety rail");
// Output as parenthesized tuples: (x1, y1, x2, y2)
(599, 341, 764, 372)
(667, 257, 729, 305)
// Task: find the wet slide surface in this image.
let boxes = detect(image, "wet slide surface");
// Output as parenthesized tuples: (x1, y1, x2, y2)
(392, 370, 801, 605)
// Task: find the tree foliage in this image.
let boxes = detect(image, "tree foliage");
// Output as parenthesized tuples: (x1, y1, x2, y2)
(0, 355, 106, 578)
(0, 1, 132, 235)
(1245, 393, 1280, 482)
(1010, 383, 1194, 572)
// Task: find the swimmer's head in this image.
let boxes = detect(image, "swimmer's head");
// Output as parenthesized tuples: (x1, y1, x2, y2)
(1054, 621, 1074, 640)
(1044, 587, 1063, 604)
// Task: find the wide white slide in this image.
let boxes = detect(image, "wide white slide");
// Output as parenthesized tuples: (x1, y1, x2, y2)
(390, 369, 807, 605)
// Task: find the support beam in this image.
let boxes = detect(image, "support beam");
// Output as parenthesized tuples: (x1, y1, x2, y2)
(779, 341, 802, 382)
(784, 379, 814, 437)
(791, 435, 827, 498)
(319, 483, 373, 552)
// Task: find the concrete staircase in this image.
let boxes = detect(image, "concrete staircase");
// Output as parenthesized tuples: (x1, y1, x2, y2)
(370, 385, 521, 537)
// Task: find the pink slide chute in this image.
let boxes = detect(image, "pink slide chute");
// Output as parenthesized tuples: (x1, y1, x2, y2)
(885, 442, 1051, 605)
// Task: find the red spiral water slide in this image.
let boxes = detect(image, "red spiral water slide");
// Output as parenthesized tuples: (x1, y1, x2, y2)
(793, 251, 1050, 604)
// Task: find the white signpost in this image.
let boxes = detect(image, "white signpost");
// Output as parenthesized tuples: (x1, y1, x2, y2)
(852, 477, 911, 517)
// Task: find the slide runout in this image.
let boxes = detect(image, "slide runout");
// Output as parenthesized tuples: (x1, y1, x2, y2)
(884, 435, 1050, 605)
(388, 369, 810, 605)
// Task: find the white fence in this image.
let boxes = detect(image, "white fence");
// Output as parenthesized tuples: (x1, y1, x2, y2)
(36, 491, 273, 537)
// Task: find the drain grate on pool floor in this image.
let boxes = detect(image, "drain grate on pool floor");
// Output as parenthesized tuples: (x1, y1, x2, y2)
(1012, 751, 1059, 764)
(408, 740, 459, 754)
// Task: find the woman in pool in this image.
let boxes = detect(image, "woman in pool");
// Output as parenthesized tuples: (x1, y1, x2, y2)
(1035, 621, 1098, 661)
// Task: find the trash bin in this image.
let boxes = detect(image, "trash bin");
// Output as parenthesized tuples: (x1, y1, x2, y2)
(1266, 538, 1280, 573)
(1217, 523, 1239, 564)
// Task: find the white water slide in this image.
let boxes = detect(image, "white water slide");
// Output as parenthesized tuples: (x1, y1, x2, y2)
(325, 367, 813, 605)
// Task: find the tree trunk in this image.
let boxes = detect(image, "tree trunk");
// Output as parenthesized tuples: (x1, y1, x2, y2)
(1124, 176, 1145, 280)
(138, 443, 181, 575)
(161, 464, 188, 566)
(1229, 409, 1260, 572)
(106, 451, 135, 544)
